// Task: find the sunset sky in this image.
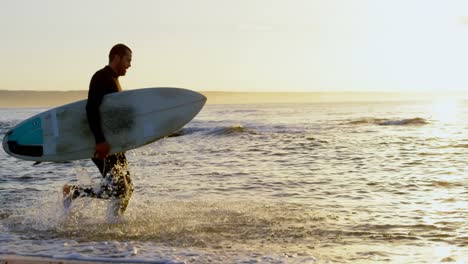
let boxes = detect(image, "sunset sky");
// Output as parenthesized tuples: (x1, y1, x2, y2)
(1, 0, 468, 92)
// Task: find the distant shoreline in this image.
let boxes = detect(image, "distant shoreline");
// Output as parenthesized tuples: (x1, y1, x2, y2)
(0, 90, 466, 108)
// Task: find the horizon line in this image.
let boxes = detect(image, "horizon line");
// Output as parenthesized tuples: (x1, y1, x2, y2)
(1, 89, 467, 94)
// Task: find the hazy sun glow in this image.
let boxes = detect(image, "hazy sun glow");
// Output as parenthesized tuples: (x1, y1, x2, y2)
(430, 98, 461, 124)
(1, 1, 468, 92)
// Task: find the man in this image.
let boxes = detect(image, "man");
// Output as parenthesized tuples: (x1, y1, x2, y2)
(63, 44, 134, 218)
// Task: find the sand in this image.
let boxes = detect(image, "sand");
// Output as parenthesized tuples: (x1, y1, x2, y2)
(0, 255, 116, 264)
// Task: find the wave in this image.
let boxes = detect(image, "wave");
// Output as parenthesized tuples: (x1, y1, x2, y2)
(167, 127, 208, 137)
(438, 144, 468, 149)
(167, 125, 258, 138)
(206, 125, 258, 136)
(0, 120, 17, 135)
(378, 118, 428, 126)
(347, 118, 388, 125)
(429, 181, 463, 188)
(348, 117, 429, 126)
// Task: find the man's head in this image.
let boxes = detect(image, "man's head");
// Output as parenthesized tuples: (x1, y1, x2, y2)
(108, 44, 132, 76)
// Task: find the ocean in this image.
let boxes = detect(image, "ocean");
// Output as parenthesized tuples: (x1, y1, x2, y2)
(0, 99, 467, 263)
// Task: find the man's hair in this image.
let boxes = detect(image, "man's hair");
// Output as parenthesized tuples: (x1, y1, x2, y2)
(109, 44, 132, 63)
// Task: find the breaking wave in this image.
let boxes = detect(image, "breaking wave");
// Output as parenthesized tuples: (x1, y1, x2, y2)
(348, 117, 429, 126)
(168, 125, 258, 138)
(205, 125, 258, 136)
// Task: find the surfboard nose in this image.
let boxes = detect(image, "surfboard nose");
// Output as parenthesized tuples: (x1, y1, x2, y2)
(176, 88, 207, 116)
(189, 90, 207, 114)
(200, 93, 207, 103)
(158, 87, 206, 101)
(160, 88, 207, 111)
(191, 90, 207, 105)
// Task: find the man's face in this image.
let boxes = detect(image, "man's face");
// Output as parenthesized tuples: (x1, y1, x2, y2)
(116, 50, 132, 76)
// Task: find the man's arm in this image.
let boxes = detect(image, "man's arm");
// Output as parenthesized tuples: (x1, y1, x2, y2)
(86, 79, 107, 144)
(86, 74, 112, 159)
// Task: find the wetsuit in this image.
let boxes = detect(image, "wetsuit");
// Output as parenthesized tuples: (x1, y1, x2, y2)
(71, 66, 134, 215)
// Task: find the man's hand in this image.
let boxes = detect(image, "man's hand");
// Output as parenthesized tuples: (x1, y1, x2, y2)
(95, 142, 111, 159)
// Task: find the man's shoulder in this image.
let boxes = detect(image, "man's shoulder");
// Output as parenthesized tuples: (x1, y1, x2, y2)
(92, 66, 110, 78)
(91, 66, 113, 83)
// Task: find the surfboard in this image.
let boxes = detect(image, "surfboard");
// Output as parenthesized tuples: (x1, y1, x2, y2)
(2, 87, 206, 162)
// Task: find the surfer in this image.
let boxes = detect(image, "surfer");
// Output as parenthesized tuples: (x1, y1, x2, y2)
(63, 44, 134, 218)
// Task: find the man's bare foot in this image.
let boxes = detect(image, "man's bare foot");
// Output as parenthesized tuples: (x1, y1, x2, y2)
(62, 184, 74, 211)
(63, 184, 74, 196)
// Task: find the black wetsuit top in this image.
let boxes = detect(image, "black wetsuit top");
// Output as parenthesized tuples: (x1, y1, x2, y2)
(86, 66, 122, 144)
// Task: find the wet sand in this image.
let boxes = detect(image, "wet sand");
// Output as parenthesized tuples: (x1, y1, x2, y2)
(0, 255, 113, 264)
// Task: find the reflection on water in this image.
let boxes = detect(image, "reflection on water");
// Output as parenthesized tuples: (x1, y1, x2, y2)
(431, 98, 461, 124)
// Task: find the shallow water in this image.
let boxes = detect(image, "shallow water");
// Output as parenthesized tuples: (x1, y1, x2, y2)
(0, 99, 467, 263)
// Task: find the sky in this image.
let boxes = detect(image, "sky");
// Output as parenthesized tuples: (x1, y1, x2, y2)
(1, 0, 468, 92)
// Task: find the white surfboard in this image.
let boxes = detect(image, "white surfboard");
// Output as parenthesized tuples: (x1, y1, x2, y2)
(2, 88, 206, 162)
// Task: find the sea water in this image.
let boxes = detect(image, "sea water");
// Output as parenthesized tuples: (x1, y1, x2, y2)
(0, 99, 467, 263)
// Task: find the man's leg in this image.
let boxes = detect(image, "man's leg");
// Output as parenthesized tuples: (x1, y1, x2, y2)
(63, 153, 134, 212)
(97, 153, 134, 216)
(63, 157, 112, 200)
